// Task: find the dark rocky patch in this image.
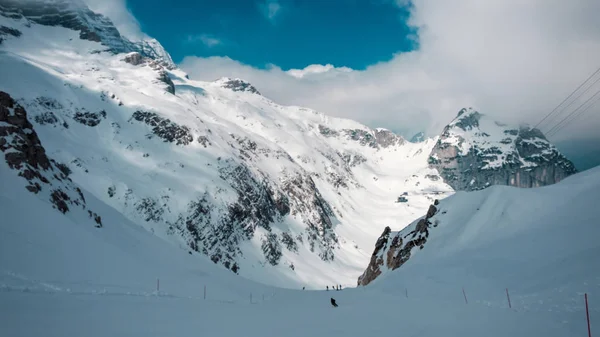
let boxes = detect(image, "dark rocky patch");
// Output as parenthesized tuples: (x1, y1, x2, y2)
(261, 233, 282, 265)
(0, 25, 21, 44)
(0, 91, 102, 226)
(129, 110, 193, 145)
(218, 78, 261, 95)
(73, 109, 106, 127)
(357, 204, 438, 286)
(281, 231, 298, 252)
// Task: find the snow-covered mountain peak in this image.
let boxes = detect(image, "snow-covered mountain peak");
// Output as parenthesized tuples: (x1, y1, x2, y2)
(213, 77, 262, 95)
(448, 107, 482, 131)
(429, 108, 576, 190)
(0, 0, 176, 69)
(0, 0, 579, 290)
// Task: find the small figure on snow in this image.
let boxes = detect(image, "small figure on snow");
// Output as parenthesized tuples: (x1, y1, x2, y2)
(302, 286, 305, 290)
(330, 297, 338, 307)
(326, 286, 329, 291)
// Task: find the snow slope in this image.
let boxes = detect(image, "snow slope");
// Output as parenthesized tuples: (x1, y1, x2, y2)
(1, 149, 598, 337)
(359, 166, 600, 316)
(0, 7, 452, 288)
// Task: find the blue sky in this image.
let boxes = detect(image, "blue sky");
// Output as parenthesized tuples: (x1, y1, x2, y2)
(125, 0, 415, 69)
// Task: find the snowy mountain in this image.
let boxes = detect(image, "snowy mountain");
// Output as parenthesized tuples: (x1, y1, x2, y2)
(3, 153, 598, 337)
(0, 0, 577, 289)
(429, 107, 577, 191)
(358, 165, 600, 288)
(0, 0, 175, 68)
(409, 131, 425, 143)
(0, 0, 452, 288)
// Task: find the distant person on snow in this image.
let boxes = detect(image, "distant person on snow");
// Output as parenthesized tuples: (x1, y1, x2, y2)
(326, 286, 329, 291)
(331, 298, 338, 307)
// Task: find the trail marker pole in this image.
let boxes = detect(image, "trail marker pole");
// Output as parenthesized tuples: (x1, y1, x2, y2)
(506, 288, 512, 309)
(462, 287, 468, 304)
(204, 285, 206, 300)
(586, 293, 592, 337)
(157, 278, 160, 292)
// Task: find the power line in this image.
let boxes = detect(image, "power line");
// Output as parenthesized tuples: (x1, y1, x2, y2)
(546, 95, 600, 137)
(546, 89, 600, 137)
(534, 65, 600, 130)
(542, 74, 600, 131)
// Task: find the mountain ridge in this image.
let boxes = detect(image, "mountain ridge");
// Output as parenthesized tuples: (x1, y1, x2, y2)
(0, 0, 577, 288)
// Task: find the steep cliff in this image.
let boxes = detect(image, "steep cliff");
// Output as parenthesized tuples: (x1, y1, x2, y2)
(357, 201, 439, 286)
(429, 108, 577, 191)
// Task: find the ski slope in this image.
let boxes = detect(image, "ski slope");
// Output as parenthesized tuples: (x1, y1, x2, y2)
(1, 156, 598, 336)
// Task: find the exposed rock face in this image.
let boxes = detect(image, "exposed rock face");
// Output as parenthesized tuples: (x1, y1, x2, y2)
(0, 91, 102, 227)
(121, 52, 175, 94)
(129, 110, 193, 145)
(318, 125, 405, 149)
(0, 25, 21, 44)
(0, 0, 175, 68)
(73, 109, 106, 127)
(157, 69, 175, 95)
(215, 77, 261, 95)
(166, 162, 338, 273)
(429, 108, 577, 191)
(357, 203, 438, 286)
(123, 52, 144, 66)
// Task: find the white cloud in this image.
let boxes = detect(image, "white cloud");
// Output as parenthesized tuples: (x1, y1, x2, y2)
(186, 34, 222, 48)
(82, 0, 145, 40)
(259, 0, 282, 23)
(180, 0, 600, 141)
(287, 64, 353, 79)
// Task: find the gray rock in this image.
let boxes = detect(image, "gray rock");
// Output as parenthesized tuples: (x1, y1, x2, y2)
(429, 108, 577, 191)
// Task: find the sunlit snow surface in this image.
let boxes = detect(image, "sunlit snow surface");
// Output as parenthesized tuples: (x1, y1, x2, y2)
(1, 158, 599, 337)
(0, 13, 452, 288)
(1, 7, 599, 337)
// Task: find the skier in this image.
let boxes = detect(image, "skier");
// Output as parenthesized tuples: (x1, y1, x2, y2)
(326, 286, 329, 291)
(330, 297, 338, 307)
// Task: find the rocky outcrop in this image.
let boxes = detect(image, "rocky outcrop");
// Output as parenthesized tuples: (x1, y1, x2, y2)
(429, 108, 577, 191)
(129, 110, 193, 145)
(73, 109, 106, 127)
(0, 25, 21, 44)
(0, 91, 102, 227)
(357, 203, 438, 286)
(122, 52, 175, 94)
(318, 125, 405, 149)
(216, 78, 261, 95)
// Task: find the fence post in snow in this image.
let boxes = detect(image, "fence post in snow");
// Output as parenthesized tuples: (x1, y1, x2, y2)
(204, 285, 206, 300)
(586, 293, 592, 337)
(506, 288, 512, 309)
(462, 287, 468, 304)
(157, 278, 160, 292)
